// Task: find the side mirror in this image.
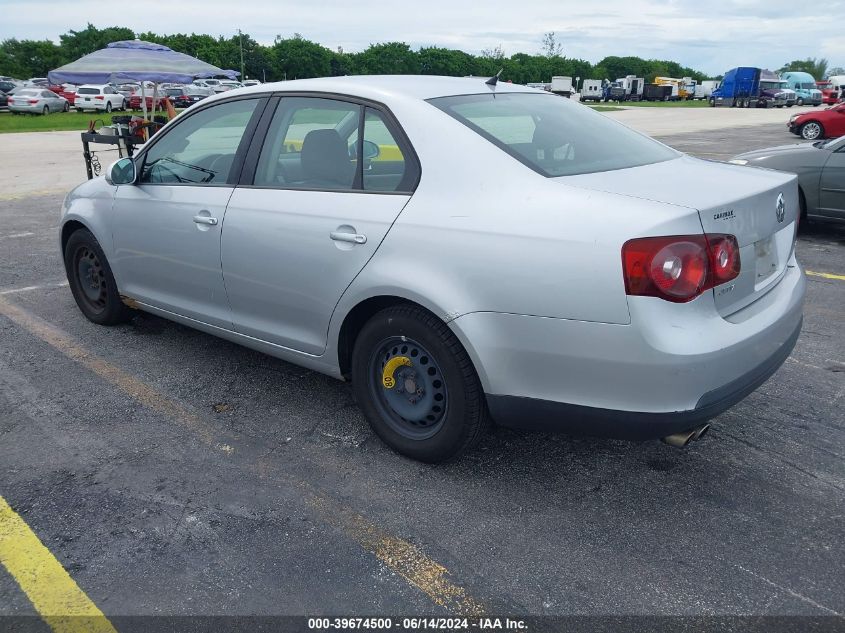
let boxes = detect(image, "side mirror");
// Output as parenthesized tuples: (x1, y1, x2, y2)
(362, 140, 380, 160)
(105, 158, 136, 185)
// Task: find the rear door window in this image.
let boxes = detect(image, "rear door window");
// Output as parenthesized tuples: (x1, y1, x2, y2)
(254, 97, 361, 190)
(362, 108, 415, 192)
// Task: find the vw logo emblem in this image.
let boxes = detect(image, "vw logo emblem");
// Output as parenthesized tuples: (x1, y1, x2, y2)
(776, 193, 785, 223)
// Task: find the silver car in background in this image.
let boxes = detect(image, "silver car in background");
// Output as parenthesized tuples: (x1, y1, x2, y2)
(731, 136, 845, 223)
(59, 76, 805, 462)
(8, 88, 68, 114)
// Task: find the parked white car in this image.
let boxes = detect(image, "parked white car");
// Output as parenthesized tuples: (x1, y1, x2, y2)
(59, 76, 805, 462)
(75, 84, 127, 113)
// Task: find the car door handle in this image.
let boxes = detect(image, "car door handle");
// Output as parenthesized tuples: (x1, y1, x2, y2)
(330, 231, 367, 245)
(193, 215, 218, 226)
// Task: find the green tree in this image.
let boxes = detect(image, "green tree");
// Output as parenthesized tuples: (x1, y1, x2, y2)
(419, 47, 475, 76)
(0, 38, 65, 78)
(271, 34, 333, 79)
(59, 23, 135, 61)
(779, 57, 829, 79)
(351, 42, 419, 74)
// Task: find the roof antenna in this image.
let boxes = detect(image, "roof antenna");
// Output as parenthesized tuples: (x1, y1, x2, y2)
(486, 69, 503, 86)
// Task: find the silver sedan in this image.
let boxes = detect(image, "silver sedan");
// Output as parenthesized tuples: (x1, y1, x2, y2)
(8, 88, 68, 114)
(731, 136, 845, 223)
(59, 76, 805, 461)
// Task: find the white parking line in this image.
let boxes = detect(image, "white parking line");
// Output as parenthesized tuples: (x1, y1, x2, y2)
(0, 282, 68, 296)
(0, 232, 36, 240)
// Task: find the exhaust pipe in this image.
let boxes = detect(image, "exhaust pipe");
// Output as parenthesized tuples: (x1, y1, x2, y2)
(662, 424, 710, 448)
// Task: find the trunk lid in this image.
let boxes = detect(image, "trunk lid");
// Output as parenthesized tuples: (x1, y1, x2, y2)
(559, 156, 799, 316)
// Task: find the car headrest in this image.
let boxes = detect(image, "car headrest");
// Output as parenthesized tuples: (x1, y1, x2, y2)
(301, 129, 354, 187)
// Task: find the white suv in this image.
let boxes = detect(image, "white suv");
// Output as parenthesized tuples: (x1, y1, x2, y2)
(75, 84, 126, 113)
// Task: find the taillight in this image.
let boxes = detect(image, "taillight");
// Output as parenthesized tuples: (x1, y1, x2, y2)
(622, 234, 741, 303)
(28, 99, 38, 104)
(706, 234, 741, 283)
(95, 95, 104, 100)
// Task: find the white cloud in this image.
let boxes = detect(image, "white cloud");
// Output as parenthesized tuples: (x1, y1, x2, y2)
(1, 0, 843, 75)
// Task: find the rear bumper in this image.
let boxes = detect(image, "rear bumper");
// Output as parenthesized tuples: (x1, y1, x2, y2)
(486, 316, 801, 439)
(9, 105, 44, 113)
(451, 261, 805, 439)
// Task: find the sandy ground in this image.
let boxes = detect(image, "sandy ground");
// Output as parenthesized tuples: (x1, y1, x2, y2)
(0, 104, 817, 199)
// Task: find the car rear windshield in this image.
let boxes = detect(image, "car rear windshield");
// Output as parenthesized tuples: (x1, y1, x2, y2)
(77, 87, 101, 95)
(429, 93, 679, 177)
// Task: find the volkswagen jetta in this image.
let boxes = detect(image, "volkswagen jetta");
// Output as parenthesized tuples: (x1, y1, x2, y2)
(59, 76, 805, 462)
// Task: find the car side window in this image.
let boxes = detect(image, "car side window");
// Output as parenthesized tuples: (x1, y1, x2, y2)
(139, 98, 260, 185)
(362, 109, 413, 192)
(254, 97, 360, 190)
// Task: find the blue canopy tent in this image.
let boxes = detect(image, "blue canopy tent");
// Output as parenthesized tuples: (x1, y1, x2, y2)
(48, 39, 238, 118)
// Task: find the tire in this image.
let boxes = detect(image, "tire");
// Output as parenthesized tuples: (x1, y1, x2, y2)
(709, 98, 715, 107)
(64, 229, 132, 326)
(121, 99, 127, 111)
(351, 305, 489, 462)
(800, 121, 823, 140)
(63, 102, 69, 112)
(797, 97, 804, 106)
(105, 101, 112, 113)
(42, 105, 49, 115)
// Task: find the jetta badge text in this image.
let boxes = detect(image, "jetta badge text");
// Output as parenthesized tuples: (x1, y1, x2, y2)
(776, 193, 786, 223)
(713, 210, 735, 220)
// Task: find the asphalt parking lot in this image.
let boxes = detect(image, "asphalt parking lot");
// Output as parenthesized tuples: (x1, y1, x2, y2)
(1, 115, 843, 629)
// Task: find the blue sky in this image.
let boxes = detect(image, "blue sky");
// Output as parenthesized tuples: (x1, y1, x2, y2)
(1, 0, 843, 75)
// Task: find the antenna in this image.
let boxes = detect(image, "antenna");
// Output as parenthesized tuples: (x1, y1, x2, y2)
(486, 69, 503, 86)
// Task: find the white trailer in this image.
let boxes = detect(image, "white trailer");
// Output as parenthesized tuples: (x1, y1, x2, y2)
(580, 79, 603, 102)
(550, 76, 574, 97)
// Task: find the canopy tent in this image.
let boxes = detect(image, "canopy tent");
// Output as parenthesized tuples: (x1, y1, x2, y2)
(48, 39, 239, 85)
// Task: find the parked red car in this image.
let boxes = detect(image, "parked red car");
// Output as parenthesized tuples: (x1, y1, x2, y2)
(816, 81, 840, 105)
(48, 84, 76, 105)
(128, 94, 167, 110)
(789, 102, 845, 139)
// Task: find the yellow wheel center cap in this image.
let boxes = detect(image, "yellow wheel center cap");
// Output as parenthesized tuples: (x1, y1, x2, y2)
(382, 356, 412, 388)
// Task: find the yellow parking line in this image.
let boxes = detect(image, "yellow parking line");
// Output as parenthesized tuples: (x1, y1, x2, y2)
(806, 270, 845, 281)
(0, 295, 487, 615)
(0, 295, 216, 448)
(307, 494, 485, 616)
(0, 188, 65, 201)
(0, 496, 117, 633)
